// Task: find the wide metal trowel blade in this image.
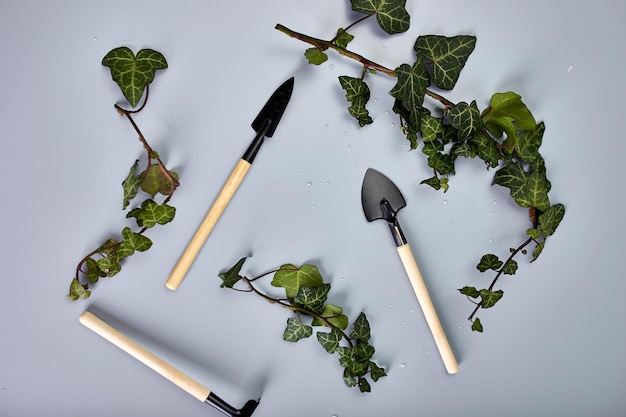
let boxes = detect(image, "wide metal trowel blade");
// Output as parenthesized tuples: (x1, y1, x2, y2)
(251, 77, 294, 138)
(361, 168, 407, 222)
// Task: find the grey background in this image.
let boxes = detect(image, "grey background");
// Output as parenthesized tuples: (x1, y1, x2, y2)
(1, 1, 624, 416)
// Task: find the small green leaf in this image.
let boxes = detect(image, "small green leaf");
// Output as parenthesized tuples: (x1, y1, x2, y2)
(140, 164, 178, 198)
(312, 304, 349, 330)
(369, 361, 387, 381)
(420, 176, 449, 192)
(102, 47, 168, 108)
(283, 317, 313, 342)
(67, 278, 91, 301)
(294, 283, 331, 315)
(389, 62, 430, 126)
(316, 327, 343, 353)
(526, 228, 542, 239)
(335, 28, 355, 48)
(539, 203, 565, 236)
(218, 256, 249, 288)
(350, 312, 371, 343)
(531, 240, 546, 262)
(459, 286, 480, 298)
(502, 259, 518, 275)
(122, 160, 143, 210)
(477, 254, 503, 272)
(272, 264, 324, 299)
(304, 47, 328, 65)
(479, 289, 504, 308)
(449, 101, 482, 139)
(471, 318, 483, 332)
(414, 35, 476, 90)
(351, 0, 410, 34)
(338, 76, 373, 126)
(358, 377, 372, 393)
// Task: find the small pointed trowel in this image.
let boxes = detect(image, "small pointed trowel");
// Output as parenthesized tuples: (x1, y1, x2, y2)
(361, 168, 458, 374)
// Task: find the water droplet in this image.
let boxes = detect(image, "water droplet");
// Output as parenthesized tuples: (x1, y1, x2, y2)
(344, 131, 348, 136)
(353, 163, 358, 168)
(449, 222, 453, 228)
(323, 124, 329, 129)
(1, 387, 6, 392)
(346, 144, 351, 150)
(567, 65, 573, 74)
(489, 238, 494, 243)
(311, 204, 316, 209)
(331, 414, 338, 417)
(402, 321, 407, 325)
(93, 37, 98, 42)
(388, 304, 393, 310)
(324, 181, 330, 186)
(385, 111, 390, 115)
(493, 200, 498, 205)
(329, 64, 334, 69)
(306, 182, 312, 187)
(390, 122, 395, 127)
(411, 308, 416, 313)
(442, 200, 447, 205)
(490, 211, 494, 216)
(398, 363, 407, 369)
(374, 98, 379, 103)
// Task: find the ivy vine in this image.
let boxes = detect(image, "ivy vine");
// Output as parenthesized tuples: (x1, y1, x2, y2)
(67, 47, 178, 300)
(276, 0, 566, 331)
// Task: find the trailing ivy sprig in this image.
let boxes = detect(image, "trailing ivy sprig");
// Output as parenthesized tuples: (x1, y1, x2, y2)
(277, 0, 566, 332)
(219, 257, 387, 392)
(67, 47, 178, 300)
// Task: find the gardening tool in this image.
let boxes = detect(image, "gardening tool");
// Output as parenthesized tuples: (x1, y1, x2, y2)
(79, 311, 260, 417)
(361, 168, 459, 374)
(166, 77, 295, 291)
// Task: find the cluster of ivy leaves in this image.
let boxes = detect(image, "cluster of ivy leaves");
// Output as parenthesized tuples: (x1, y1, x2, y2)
(277, 0, 565, 331)
(67, 47, 177, 300)
(219, 257, 386, 392)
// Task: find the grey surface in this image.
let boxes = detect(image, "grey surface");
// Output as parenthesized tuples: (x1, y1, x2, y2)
(1, 1, 624, 416)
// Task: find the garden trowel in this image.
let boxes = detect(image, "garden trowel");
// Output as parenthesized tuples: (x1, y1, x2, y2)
(166, 77, 294, 291)
(361, 168, 458, 374)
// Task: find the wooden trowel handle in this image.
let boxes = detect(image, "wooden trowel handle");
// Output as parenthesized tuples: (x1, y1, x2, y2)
(397, 244, 459, 374)
(79, 311, 211, 401)
(166, 159, 252, 291)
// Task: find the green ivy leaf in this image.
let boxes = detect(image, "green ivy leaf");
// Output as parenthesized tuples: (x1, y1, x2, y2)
(479, 289, 504, 308)
(349, 359, 370, 377)
(420, 176, 449, 192)
(294, 283, 331, 315)
(304, 47, 328, 65)
(126, 199, 176, 228)
(337, 346, 354, 367)
(449, 101, 482, 139)
(140, 164, 179, 198)
(518, 122, 544, 164)
(316, 327, 343, 353)
(492, 161, 551, 211)
(312, 304, 349, 330)
(389, 62, 430, 126)
(271, 264, 324, 298)
(355, 342, 375, 361)
(350, 312, 371, 343)
(96, 256, 122, 277)
(468, 130, 501, 168)
(427, 152, 455, 176)
(419, 112, 443, 142)
(539, 203, 566, 236)
(414, 35, 476, 90)
(218, 256, 248, 288)
(335, 28, 355, 48)
(283, 317, 313, 342)
(358, 378, 372, 393)
(531, 240, 546, 262)
(343, 368, 357, 387)
(502, 259, 518, 275)
(85, 257, 106, 284)
(351, 0, 410, 34)
(66, 278, 91, 301)
(392, 99, 419, 148)
(122, 160, 143, 210)
(338, 76, 373, 126)
(482, 92, 536, 152)
(477, 254, 503, 272)
(458, 286, 480, 298)
(102, 47, 168, 108)
(526, 228, 542, 239)
(471, 318, 483, 332)
(369, 361, 387, 381)
(120, 226, 153, 254)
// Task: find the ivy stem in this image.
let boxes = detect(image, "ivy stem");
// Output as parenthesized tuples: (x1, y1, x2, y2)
(330, 13, 375, 43)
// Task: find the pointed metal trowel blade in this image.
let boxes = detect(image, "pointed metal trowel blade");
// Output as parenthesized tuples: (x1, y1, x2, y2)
(251, 77, 294, 138)
(361, 168, 407, 222)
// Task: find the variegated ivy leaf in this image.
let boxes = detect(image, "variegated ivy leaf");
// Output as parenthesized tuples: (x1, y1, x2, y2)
(66, 278, 91, 301)
(468, 130, 501, 168)
(122, 159, 143, 210)
(479, 289, 504, 308)
(458, 286, 480, 298)
(427, 152, 455, 176)
(492, 160, 551, 211)
(538, 204, 566, 236)
(121, 226, 153, 253)
(349, 312, 371, 343)
(271, 264, 324, 298)
(502, 259, 518, 275)
(518, 122, 545, 164)
(449, 100, 482, 139)
(477, 254, 503, 272)
(102, 47, 168, 108)
(414, 35, 476, 90)
(218, 256, 249, 288)
(389, 61, 430, 126)
(338, 76, 373, 126)
(283, 318, 313, 342)
(294, 284, 331, 315)
(317, 327, 343, 353)
(351, 0, 410, 35)
(126, 199, 176, 228)
(420, 176, 449, 193)
(369, 361, 387, 381)
(312, 304, 349, 330)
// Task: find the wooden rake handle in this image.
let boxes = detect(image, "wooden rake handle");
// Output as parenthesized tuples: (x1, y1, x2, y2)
(166, 159, 252, 291)
(397, 244, 459, 374)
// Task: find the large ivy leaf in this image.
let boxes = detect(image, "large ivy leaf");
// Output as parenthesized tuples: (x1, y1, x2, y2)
(283, 318, 313, 342)
(449, 101, 482, 139)
(350, 312, 371, 343)
(351, 0, 410, 34)
(492, 161, 551, 210)
(218, 256, 249, 288)
(389, 62, 430, 125)
(414, 35, 476, 90)
(294, 283, 331, 315)
(317, 328, 343, 353)
(271, 264, 324, 298)
(338, 76, 373, 126)
(122, 160, 143, 210)
(102, 47, 168, 108)
(539, 203, 565, 236)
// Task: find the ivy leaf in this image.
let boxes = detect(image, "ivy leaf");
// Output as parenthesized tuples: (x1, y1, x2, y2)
(420, 176, 449, 193)
(337, 347, 354, 367)
(350, 312, 371, 343)
(468, 130, 501, 168)
(122, 160, 143, 210)
(414, 35, 476, 90)
(85, 257, 106, 284)
(449, 101, 482, 139)
(471, 318, 483, 332)
(427, 152, 455, 176)
(312, 304, 349, 330)
(492, 161, 551, 211)
(121, 226, 153, 254)
(539, 203, 565, 236)
(141, 164, 179, 198)
(126, 199, 176, 228)
(358, 378, 372, 393)
(482, 92, 536, 151)
(294, 284, 331, 315)
(304, 48, 328, 65)
(343, 368, 357, 387)
(316, 327, 343, 353)
(271, 264, 324, 298)
(419, 112, 442, 142)
(355, 342, 375, 361)
(96, 256, 122, 277)
(102, 47, 168, 108)
(518, 122, 544, 164)
(67, 278, 91, 301)
(479, 289, 504, 308)
(338, 76, 373, 126)
(531, 240, 546, 262)
(502, 259, 518, 275)
(526, 228, 542, 239)
(335, 28, 355, 48)
(349, 359, 370, 377)
(218, 256, 248, 288)
(283, 318, 313, 342)
(369, 361, 387, 381)
(351, 0, 410, 35)
(389, 62, 430, 125)
(458, 286, 480, 298)
(477, 254, 503, 272)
